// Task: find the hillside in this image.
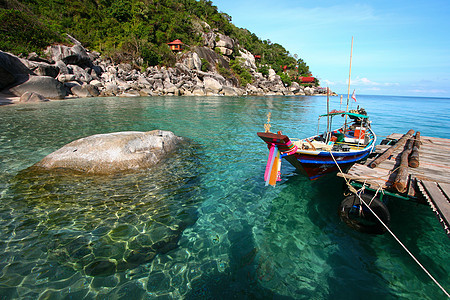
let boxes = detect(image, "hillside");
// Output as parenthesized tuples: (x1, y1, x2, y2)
(0, 0, 314, 85)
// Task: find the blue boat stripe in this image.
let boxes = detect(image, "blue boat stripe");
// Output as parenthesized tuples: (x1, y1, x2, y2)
(299, 152, 370, 165)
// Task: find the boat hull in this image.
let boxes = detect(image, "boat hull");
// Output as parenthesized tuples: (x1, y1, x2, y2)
(291, 148, 373, 180)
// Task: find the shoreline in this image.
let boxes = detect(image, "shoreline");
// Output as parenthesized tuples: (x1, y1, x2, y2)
(0, 93, 336, 106)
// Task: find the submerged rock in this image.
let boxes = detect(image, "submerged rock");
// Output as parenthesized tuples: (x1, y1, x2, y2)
(33, 130, 183, 174)
(84, 260, 116, 277)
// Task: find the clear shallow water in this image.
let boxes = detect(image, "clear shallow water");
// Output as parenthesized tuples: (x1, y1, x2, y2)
(0, 95, 449, 299)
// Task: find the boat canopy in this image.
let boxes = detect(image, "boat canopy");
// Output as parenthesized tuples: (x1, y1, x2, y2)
(319, 111, 369, 119)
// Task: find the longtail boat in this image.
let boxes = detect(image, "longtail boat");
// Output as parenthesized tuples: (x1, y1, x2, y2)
(257, 108, 376, 182)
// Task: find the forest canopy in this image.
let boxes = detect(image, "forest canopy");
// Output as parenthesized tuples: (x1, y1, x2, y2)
(0, 0, 311, 76)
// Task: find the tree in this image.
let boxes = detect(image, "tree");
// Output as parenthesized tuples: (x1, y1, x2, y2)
(110, 0, 132, 22)
(0, 0, 312, 77)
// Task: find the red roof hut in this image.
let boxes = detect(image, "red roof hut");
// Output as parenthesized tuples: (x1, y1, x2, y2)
(299, 76, 315, 83)
(167, 39, 183, 52)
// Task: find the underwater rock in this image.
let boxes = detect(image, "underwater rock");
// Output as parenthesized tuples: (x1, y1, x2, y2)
(84, 260, 116, 277)
(33, 130, 183, 174)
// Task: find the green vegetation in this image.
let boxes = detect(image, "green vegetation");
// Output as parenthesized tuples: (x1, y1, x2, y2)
(278, 73, 292, 87)
(0, 0, 311, 77)
(257, 65, 270, 77)
(217, 64, 233, 80)
(230, 59, 252, 87)
(0, 8, 64, 55)
(200, 58, 210, 72)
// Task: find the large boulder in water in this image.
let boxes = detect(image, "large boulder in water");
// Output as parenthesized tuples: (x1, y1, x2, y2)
(33, 130, 183, 174)
(9, 75, 66, 99)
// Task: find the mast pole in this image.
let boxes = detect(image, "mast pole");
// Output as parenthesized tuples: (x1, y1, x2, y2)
(344, 36, 353, 132)
(326, 87, 330, 143)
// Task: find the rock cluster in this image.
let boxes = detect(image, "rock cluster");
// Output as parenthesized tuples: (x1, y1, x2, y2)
(0, 35, 330, 101)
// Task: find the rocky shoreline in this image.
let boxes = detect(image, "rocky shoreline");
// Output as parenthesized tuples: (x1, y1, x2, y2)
(0, 35, 334, 105)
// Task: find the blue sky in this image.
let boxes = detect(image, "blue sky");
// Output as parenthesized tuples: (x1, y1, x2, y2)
(211, 0, 450, 97)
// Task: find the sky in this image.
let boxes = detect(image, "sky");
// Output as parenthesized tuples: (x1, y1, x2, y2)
(211, 0, 450, 97)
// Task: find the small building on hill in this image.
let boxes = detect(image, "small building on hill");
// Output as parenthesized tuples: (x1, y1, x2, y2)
(167, 39, 183, 52)
(299, 76, 315, 83)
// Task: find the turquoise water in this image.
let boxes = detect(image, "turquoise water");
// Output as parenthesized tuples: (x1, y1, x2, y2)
(0, 95, 449, 299)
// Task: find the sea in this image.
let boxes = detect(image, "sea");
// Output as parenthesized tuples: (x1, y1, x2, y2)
(0, 95, 448, 299)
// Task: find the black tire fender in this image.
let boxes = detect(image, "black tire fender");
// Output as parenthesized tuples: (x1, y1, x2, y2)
(339, 193, 390, 234)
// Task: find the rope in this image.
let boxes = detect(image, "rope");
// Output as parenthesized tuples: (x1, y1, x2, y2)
(329, 151, 450, 297)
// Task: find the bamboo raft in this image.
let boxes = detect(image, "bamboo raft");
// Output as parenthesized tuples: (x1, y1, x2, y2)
(338, 132, 450, 236)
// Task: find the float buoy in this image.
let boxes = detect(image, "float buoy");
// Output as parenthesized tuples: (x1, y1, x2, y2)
(339, 193, 390, 234)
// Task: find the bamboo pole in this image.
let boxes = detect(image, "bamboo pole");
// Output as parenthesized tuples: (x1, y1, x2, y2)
(344, 36, 354, 132)
(368, 129, 415, 168)
(409, 131, 421, 168)
(393, 138, 414, 193)
(326, 87, 330, 142)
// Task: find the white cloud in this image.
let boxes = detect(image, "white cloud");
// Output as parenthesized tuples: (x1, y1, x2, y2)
(351, 77, 399, 87)
(322, 79, 335, 85)
(409, 89, 448, 94)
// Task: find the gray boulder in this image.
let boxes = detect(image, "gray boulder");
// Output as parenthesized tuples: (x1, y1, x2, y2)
(192, 86, 205, 96)
(0, 65, 16, 90)
(191, 52, 202, 71)
(118, 90, 140, 97)
(153, 79, 164, 91)
(22, 60, 59, 78)
(139, 88, 153, 96)
(69, 65, 92, 83)
(163, 82, 178, 95)
(216, 34, 234, 49)
(304, 87, 314, 96)
(194, 46, 230, 72)
(19, 91, 49, 102)
(220, 86, 238, 96)
(55, 60, 69, 75)
(217, 47, 232, 56)
(268, 69, 277, 81)
(71, 84, 99, 97)
(10, 76, 66, 99)
(203, 77, 222, 94)
(45, 44, 90, 66)
(105, 83, 119, 94)
(203, 32, 217, 49)
(238, 49, 257, 70)
(27, 52, 52, 64)
(33, 130, 183, 174)
(0, 51, 32, 89)
(63, 81, 81, 90)
(58, 74, 77, 83)
(216, 34, 235, 56)
(89, 79, 103, 88)
(290, 82, 301, 93)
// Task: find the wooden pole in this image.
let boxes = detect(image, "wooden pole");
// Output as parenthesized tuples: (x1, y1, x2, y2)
(369, 129, 415, 168)
(344, 37, 353, 132)
(409, 131, 421, 168)
(393, 138, 414, 193)
(326, 87, 330, 142)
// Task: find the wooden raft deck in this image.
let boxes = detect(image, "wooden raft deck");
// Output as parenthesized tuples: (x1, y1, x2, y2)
(338, 133, 450, 236)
